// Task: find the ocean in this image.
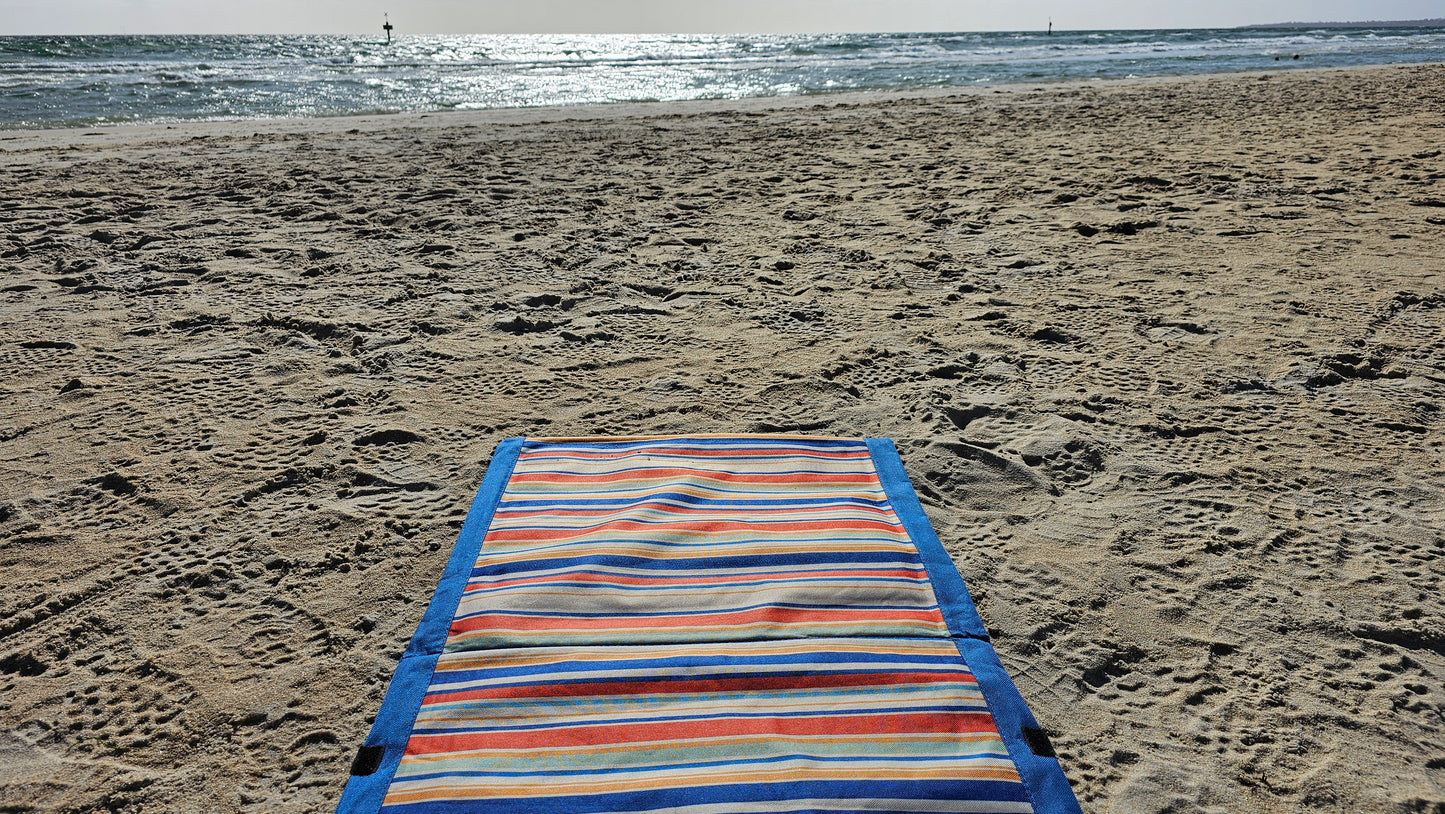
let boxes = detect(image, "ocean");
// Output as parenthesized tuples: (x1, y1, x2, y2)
(2, 27, 1444, 129)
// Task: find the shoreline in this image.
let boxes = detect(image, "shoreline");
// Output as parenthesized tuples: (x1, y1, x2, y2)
(3, 59, 1441, 148)
(2, 62, 1443, 814)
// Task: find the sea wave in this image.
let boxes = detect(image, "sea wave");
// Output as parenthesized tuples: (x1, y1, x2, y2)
(1, 28, 1442, 128)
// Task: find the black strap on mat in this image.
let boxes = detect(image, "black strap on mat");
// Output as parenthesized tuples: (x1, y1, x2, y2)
(350, 745, 384, 777)
(1022, 727, 1057, 758)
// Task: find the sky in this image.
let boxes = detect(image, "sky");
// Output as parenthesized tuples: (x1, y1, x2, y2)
(5, 0, 1444, 35)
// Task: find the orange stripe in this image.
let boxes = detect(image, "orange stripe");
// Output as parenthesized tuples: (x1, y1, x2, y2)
(481, 518, 903, 543)
(422, 671, 973, 705)
(400, 731, 1002, 764)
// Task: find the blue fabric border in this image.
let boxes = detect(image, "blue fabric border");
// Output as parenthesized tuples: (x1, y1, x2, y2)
(335, 437, 524, 814)
(334, 653, 438, 814)
(384, 778, 1029, 814)
(956, 637, 1083, 814)
(403, 437, 524, 658)
(865, 438, 988, 640)
(338, 436, 1080, 814)
(867, 438, 1081, 814)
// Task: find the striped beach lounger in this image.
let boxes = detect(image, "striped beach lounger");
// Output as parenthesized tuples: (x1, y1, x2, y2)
(337, 436, 1081, 814)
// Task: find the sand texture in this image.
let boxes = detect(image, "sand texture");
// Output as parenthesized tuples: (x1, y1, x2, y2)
(2, 63, 1444, 813)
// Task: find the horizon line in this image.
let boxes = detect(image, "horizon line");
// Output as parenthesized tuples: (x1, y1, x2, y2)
(6, 19, 1445, 37)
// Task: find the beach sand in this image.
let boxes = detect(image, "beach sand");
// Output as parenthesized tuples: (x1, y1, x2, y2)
(1, 63, 1443, 813)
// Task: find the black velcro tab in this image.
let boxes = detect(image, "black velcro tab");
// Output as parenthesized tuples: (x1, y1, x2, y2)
(350, 744, 385, 776)
(1022, 726, 1056, 757)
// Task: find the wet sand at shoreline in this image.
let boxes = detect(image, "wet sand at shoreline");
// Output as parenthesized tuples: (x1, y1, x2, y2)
(2, 64, 1443, 813)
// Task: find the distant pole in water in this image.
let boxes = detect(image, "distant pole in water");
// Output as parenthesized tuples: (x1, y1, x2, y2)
(383, 13, 394, 45)
(1047, 18, 1052, 35)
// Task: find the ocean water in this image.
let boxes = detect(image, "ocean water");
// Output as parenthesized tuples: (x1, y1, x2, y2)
(2, 27, 1444, 129)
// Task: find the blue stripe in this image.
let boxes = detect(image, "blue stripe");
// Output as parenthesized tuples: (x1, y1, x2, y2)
(379, 779, 1032, 814)
(506, 462, 878, 478)
(471, 550, 925, 575)
(424, 667, 973, 693)
(463, 576, 930, 595)
(522, 438, 867, 452)
(477, 516, 904, 532)
(477, 533, 910, 549)
(450, 601, 943, 622)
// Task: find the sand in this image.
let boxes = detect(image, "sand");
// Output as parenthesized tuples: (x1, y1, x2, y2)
(1, 63, 1443, 813)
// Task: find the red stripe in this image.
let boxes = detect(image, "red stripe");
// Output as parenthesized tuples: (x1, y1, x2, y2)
(405, 711, 999, 754)
(482, 518, 903, 543)
(492, 504, 897, 520)
(509, 469, 878, 485)
(449, 606, 945, 636)
(518, 448, 871, 461)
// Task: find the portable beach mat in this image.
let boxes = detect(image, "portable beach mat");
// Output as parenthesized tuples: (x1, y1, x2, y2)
(337, 436, 1081, 814)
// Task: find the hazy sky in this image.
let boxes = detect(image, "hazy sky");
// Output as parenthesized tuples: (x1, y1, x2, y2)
(6, 0, 1444, 35)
